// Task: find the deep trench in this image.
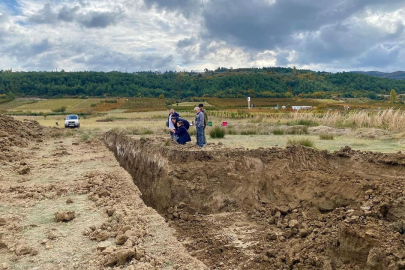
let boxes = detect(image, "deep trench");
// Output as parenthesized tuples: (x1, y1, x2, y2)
(104, 132, 405, 269)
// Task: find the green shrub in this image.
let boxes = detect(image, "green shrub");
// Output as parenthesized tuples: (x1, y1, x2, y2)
(91, 103, 97, 107)
(240, 130, 257, 135)
(296, 119, 319, 126)
(287, 120, 318, 127)
(272, 128, 285, 135)
(319, 133, 334, 140)
(52, 106, 67, 113)
(189, 129, 197, 136)
(210, 126, 226, 138)
(287, 137, 315, 148)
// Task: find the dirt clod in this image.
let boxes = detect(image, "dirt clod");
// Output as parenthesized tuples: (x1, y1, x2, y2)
(55, 211, 76, 222)
(66, 198, 73, 204)
(104, 248, 135, 266)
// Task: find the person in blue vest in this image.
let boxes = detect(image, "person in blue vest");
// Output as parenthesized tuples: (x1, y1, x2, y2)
(167, 109, 179, 140)
(175, 121, 191, 144)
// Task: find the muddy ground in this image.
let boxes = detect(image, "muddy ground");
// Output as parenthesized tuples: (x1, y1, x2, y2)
(1, 114, 405, 269)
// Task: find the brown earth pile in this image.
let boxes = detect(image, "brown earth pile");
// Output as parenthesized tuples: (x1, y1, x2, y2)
(0, 114, 47, 164)
(105, 133, 405, 269)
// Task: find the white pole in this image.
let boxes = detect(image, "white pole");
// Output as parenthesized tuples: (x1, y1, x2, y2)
(248, 97, 250, 109)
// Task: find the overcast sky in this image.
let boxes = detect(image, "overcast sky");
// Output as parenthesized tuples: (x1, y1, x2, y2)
(1, 0, 405, 72)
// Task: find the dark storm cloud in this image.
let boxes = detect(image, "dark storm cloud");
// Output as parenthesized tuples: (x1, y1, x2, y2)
(145, 0, 405, 70)
(29, 3, 123, 28)
(201, 0, 405, 51)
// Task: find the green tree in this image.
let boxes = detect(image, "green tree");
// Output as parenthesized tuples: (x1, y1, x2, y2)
(292, 66, 297, 76)
(390, 89, 397, 103)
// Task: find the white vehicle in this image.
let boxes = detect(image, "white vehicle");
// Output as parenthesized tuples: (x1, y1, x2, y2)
(64, 114, 80, 128)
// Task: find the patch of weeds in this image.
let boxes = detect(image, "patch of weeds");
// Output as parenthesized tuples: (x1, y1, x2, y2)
(189, 129, 197, 136)
(210, 126, 226, 138)
(141, 129, 154, 135)
(250, 115, 264, 123)
(51, 131, 63, 138)
(164, 139, 171, 146)
(125, 128, 139, 135)
(286, 126, 308, 135)
(272, 128, 285, 135)
(287, 137, 315, 148)
(111, 127, 123, 133)
(226, 127, 238, 135)
(81, 133, 90, 141)
(63, 130, 76, 137)
(240, 130, 257, 135)
(287, 120, 319, 127)
(319, 133, 334, 140)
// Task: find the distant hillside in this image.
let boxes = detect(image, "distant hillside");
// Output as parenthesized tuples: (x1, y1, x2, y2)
(351, 71, 405, 80)
(1, 67, 405, 99)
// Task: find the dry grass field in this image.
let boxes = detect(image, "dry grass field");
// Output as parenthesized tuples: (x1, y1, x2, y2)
(3, 97, 405, 153)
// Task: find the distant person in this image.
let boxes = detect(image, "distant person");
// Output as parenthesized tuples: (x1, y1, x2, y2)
(194, 107, 205, 147)
(175, 121, 191, 145)
(167, 109, 179, 141)
(198, 103, 208, 144)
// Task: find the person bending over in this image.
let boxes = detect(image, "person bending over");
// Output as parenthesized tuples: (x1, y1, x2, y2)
(175, 121, 191, 145)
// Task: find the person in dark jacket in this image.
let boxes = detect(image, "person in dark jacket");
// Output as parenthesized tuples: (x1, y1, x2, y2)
(175, 121, 191, 144)
(167, 109, 179, 140)
(171, 117, 190, 131)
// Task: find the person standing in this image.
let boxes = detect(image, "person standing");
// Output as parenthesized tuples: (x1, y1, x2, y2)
(194, 107, 205, 147)
(167, 109, 179, 141)
(198, 103, 208, 144)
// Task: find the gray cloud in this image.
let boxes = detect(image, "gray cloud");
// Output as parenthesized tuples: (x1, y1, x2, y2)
(201, 0, 405, 51)
(29, 3, 123, 28)
(143, 0, 202, 17)
(73, 50, 175, 71)
(77, 10, 122, 28)
(3, 0, 405, 72)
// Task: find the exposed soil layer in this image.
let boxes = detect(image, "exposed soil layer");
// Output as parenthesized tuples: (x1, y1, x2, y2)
(105, 132, 405, 269)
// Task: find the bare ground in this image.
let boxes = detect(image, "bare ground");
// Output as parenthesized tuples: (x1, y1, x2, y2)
(0, 115, 206, 269)
(1, 114, 405, 269)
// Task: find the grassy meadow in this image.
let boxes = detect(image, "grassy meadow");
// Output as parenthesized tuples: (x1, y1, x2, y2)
(3, 97, 405, 153)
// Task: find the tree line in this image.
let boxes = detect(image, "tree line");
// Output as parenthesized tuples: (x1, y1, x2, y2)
(1, 67, 404, 99)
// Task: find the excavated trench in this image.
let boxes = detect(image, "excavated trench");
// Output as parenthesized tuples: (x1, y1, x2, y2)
(104, 131, 405, 269)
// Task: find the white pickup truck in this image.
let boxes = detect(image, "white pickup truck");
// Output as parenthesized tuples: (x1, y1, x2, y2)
(64, 114, 80, 128)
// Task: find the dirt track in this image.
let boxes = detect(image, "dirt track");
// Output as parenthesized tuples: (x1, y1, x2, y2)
(0, 115, 205, 269)
(1, 114, 405, 269)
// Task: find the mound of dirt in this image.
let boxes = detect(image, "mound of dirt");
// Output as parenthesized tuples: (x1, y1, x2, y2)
(0, 114, 48, 164)
(105, 132, 405, 269)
